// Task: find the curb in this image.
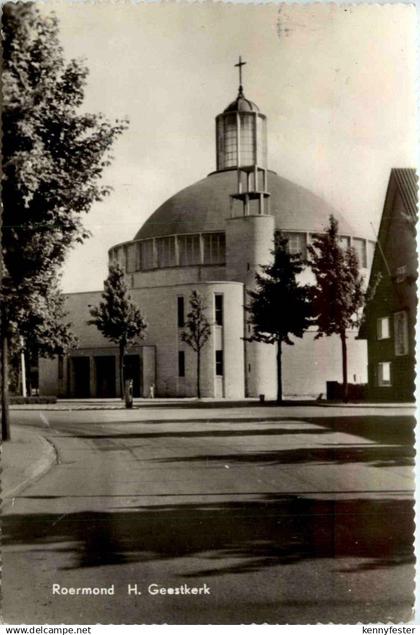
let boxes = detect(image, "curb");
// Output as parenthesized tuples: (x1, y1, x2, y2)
(9, 400, 415, 411)
(2, 433, 58, 501)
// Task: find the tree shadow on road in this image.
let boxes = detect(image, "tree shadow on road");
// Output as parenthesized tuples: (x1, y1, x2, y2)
(71, 415, 415, 447)
(294, 415, 415, 445)
(74, 427, 331, 441)
(3, 494, 414, 576)
(154, 443, 414, 468)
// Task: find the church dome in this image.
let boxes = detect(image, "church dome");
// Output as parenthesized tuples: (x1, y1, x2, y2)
(135, 169, 357, 240)
(224, 94, 260, 113)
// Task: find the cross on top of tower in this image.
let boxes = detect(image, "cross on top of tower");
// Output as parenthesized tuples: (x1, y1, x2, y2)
(235, 56, 247, 95)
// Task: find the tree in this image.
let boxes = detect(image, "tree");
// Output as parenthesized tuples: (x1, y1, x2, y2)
(9, 279, 77, 396)
(1, 3, 127, 438)
(307, 215, 365, 402)
(89, 263, 147, 397)
(247, 235, 313, 402)
(181, 291, 211, 399)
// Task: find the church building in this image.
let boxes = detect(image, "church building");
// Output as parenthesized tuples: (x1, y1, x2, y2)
(39, 60, 374, 400)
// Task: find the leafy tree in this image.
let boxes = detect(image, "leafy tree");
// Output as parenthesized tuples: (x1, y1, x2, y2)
(89, 263, 147, 397)
(1, 3, 127, 439)
(247, 235, 313, 402)
(8, 279, 77, 396)
(181, 291, 211, 399)
(307, 215, 365, 401)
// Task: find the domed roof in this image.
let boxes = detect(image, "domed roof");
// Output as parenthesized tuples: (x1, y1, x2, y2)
(135, 169, 357, 241)
(224, 93, 260, 113)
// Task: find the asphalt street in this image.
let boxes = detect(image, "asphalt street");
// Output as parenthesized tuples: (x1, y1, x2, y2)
(2, 404, 415, 624)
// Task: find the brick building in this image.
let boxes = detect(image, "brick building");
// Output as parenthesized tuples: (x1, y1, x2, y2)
(359, 168, 417, 402)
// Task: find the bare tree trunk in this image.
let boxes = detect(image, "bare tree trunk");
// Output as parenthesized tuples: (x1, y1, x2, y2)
(1, 328, 11, 441)
(197, 348, 201, 399)
(340, 331, 348, 403)
(20, 336, 27, 397)
(119, 340, 125, 399)
(277, 340, 283, 403)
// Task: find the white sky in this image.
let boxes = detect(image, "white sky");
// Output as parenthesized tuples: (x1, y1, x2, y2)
(39, 2, 417, 293)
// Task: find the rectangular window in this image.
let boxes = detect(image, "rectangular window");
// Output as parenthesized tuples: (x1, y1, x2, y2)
(136, 243, 142, 270)
(367, 241, 375, 268)
(285, 232, 307, 258)
(239, 113, 255, 166)
(377, 361, 391, 387)
(394, 311, 409, 356)
(339, 236, 351, 251)
(377, 317, 390, 340)
(157, 236, 176, 268)
(140, 240, 154, 270)
(178, 351, 185, 377)
(177, 296, 185, 328)
(126, 244, 137, 273)
(215, 350, 224, 376)
(256, 116, 267, 167)
(203, 233, 226, 264)
(178, 234, 201, 266)
(223, 115, 238, 169)
(353, 238, 367, 268)
(117, 247, 127, 272)
(215, 294, 223, 326)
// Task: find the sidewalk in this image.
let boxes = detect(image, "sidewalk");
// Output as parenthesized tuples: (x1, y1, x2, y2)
(2, 426, 57, 501)
(9, 397, 415, 411)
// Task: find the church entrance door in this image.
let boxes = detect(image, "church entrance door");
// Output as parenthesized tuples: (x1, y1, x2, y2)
(124, 354, 142, 397)
(71, 357, 90, 398)
(95, 356, 116, 398)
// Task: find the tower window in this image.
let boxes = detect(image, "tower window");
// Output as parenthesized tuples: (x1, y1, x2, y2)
(215, 294, 223, 326)
(215, 350, 224, 376)
(178, 351, 185, 377)
(256, 115, 267, 168)
(177, 296, 185, 328)
(218, 114, 238, 169)
(239, 113, 255, 167)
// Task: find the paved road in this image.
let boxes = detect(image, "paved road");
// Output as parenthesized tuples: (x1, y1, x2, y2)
(2, 405, 415, 624)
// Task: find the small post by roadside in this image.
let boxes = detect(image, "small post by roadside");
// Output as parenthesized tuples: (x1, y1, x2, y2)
(125, 379, 133, 409)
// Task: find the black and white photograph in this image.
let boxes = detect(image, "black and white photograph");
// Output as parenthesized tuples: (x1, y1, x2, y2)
(1, 1, 417, 626)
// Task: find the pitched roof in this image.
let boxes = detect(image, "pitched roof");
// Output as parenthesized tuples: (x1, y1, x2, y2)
(358, 168, 418, 338)
(392, 168, 418, 223)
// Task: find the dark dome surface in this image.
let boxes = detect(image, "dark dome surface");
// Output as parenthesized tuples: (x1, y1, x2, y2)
(224, 94, 260, 113)
(135, 169, 357, 240)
